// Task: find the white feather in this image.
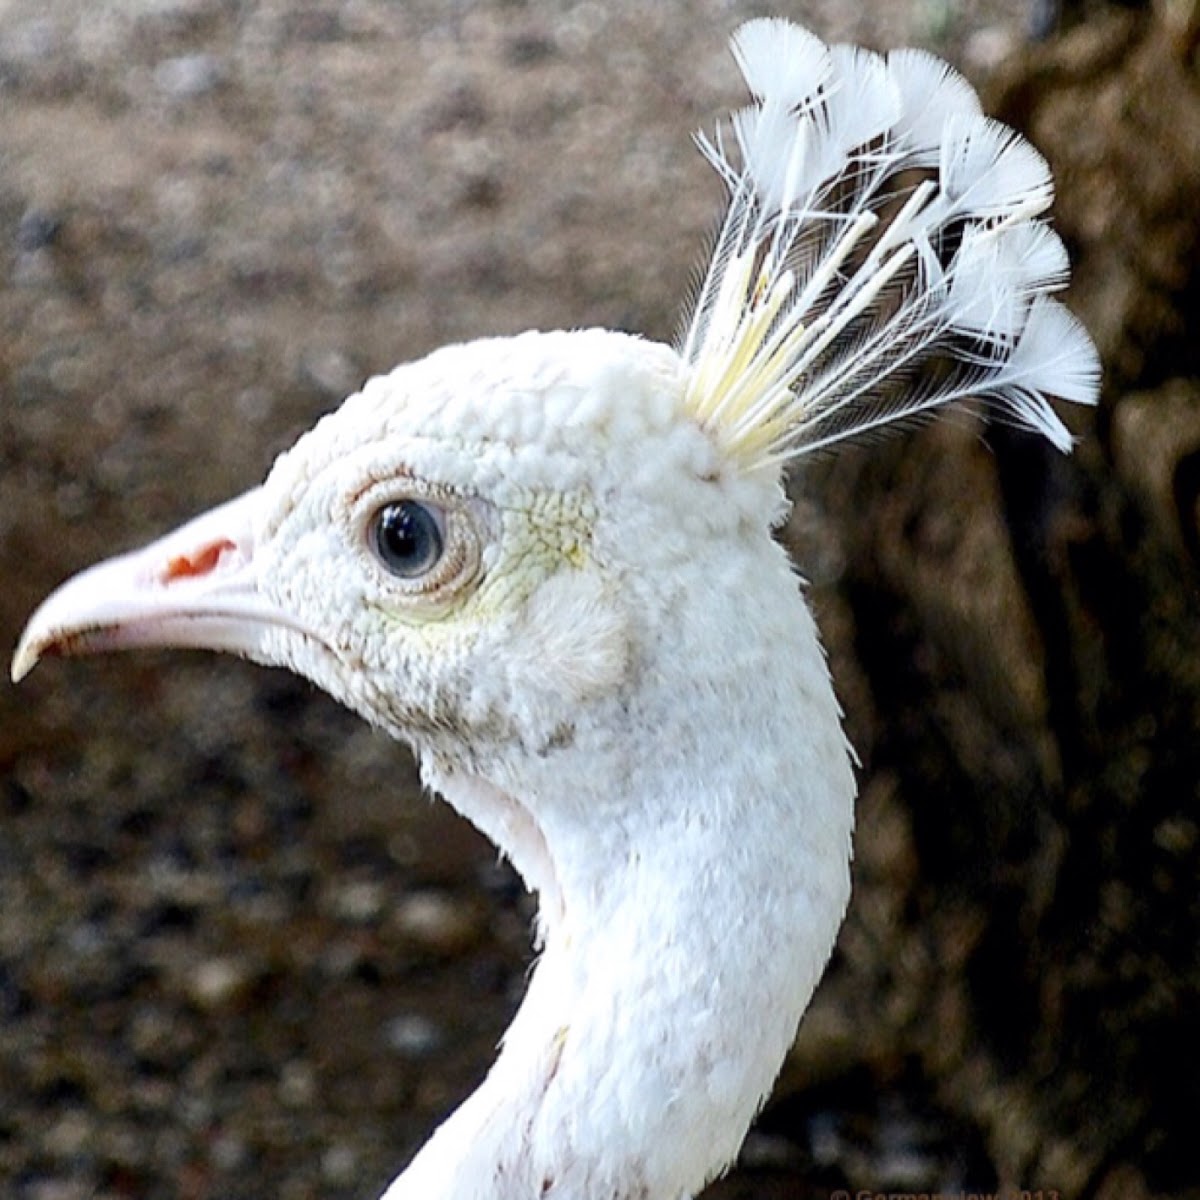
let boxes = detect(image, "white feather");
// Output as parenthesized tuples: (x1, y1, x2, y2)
(729, 17, 830, 108)
(937, 113, 1055, 221)
(681, 20, 1098, 468)
(947, 222, 1071, 339)
(999, 295, 1104, 408)
(888, 48, 982, 165)
(821, 44, 901, 171)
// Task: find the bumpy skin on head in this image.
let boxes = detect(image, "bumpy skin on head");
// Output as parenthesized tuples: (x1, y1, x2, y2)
(250, 329, 780, 760)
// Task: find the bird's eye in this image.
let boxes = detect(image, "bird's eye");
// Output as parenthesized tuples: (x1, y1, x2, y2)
(369, 500, 444, 578)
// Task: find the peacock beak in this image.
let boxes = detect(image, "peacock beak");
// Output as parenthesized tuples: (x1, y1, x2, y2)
(11, 487, 314, 683)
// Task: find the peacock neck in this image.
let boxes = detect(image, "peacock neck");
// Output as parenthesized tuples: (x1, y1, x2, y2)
(383, 553, 857, 1200)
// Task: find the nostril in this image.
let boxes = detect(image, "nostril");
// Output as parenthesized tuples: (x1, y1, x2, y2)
(163, 539, 238, 583)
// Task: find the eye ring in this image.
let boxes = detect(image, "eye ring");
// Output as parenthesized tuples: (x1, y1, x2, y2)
(369, 500, 444, 579)
(351, 479, 485, 605)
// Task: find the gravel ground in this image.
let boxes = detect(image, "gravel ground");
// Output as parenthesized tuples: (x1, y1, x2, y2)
(1, 3, 1174, 1200)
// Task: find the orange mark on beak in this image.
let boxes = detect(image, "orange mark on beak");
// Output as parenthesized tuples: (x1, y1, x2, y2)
(163, 539, 237, 582)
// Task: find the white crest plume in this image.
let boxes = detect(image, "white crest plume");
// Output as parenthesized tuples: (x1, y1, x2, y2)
(681, 18, 1100, 472)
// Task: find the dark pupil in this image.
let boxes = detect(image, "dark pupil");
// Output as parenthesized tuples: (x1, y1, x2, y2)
(371, 501, 443, 578)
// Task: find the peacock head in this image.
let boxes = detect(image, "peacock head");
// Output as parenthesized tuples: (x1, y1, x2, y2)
(11, 329, 783, 779)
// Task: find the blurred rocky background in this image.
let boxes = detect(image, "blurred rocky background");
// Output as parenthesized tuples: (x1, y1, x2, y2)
(1, 1, 1196, 1198)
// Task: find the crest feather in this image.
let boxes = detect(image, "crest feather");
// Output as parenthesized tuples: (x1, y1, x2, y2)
(680, 19, 1100, 473)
